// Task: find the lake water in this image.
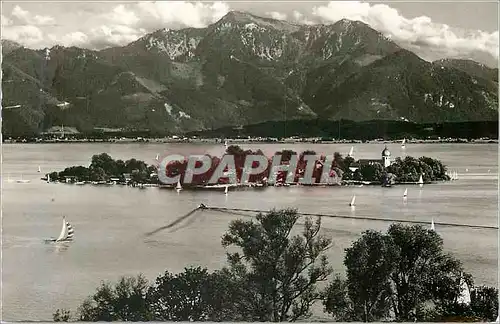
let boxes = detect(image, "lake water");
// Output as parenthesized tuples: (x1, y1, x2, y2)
(2, 143, 498, 321)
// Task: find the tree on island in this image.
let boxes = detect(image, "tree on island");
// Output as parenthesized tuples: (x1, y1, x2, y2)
(387, 156, 449, 182)
(52, 147, 450, 185)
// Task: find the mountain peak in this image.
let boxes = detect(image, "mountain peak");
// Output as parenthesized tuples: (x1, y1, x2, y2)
(215, 10, 299, 32)
(220, 10, 255, 22)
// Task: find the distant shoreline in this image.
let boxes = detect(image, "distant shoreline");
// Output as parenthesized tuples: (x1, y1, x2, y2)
(2, 138, 497, 145)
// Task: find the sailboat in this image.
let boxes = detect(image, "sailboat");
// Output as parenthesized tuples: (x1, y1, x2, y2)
(176, 179, 182, 192)
(224, 140, 229, 150)
(430, 218, 435, 231)
(224, 185, 228, 195)
(401, 138, 406, 149)
(417, 174, 423, 186)
(457, 274, 471, 305)
(38, 165, 41, 173)
(155, 153, 159, 161)
(403, 188, 408, 200)
(16, 175, 30, 183)
(349, 195, 356, 207)
(45, 216, 74, 243)
(348, 146, 354, 157)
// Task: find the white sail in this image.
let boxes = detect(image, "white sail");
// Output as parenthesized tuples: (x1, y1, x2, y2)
(349, 195, 356, 206)
(176, 179, 182, 190)
(401, 138, 406, 148)
(417, 174, 423, 184)
(47, 173, 51, 183)
(403, 188, 408, 198)
(431, 218, 435, 231)
(224, 140, 229, 149)
(55, 217, 74, 242)
(38, 166, 41, 172)
(224, 185, 228, 194)
(155, 153, 159, 161)
(55, 218, 66, 241)
(66, 222, 74, 241)
(457, 275, 471, 305)
(348, 146, 354, 157)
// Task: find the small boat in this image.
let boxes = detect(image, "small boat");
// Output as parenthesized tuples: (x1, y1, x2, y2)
(38, 166, 41, 173)
(401, 138, 406, 149)
(403, 188, 408, 199)
(417, 174, 423, 186)
(349, 195, 356, 207)
(176, 179, 182, 192)
(75, 181, 85, 185)
(155, 153, 159, 161)
(45, 216, 74, 243)
(430, 218, 435, 231)
(348, 146, 354, 157)
(224, 185, 228, 195)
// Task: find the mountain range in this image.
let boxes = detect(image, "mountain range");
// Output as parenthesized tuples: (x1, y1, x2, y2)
(2, 11, 498, 136)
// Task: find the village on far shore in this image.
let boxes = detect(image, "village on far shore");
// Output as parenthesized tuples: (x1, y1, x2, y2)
(41, 144, 456, 190)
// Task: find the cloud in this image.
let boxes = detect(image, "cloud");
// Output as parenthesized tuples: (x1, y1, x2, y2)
(2, 25, 44, 46)
(61, 1, 231, 49)
(134, 1, 229, 29)
(87, 25, 146, 48)
(50, 31, 90, 48)
(105, 4, 140, 26)
(11, 5, 55, 26)
(266, 11, 287, 21)
(311, 1, 499, 61)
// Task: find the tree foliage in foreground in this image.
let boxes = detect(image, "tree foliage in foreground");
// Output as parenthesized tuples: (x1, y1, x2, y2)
(55, 208, 333, 322)
(322, 223, 497, 322)
(54, 211, 497, 322)
(221, 208, 333, 321)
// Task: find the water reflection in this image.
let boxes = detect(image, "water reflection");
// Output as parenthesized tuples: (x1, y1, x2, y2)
(46, 242, 70, 254)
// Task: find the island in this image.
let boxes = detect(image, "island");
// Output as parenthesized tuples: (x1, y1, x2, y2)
(45, 145, 451, 188)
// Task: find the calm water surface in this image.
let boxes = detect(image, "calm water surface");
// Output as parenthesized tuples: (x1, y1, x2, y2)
(2, 143, 498, 321)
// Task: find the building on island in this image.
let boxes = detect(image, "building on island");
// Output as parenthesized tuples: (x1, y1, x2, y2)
(348, 146, 392, 172)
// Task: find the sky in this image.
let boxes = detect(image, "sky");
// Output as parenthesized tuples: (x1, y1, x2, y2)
(1, 1, 499, 67)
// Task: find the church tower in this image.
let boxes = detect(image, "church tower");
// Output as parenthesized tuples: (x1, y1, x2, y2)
(382, 146, 391, 168)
